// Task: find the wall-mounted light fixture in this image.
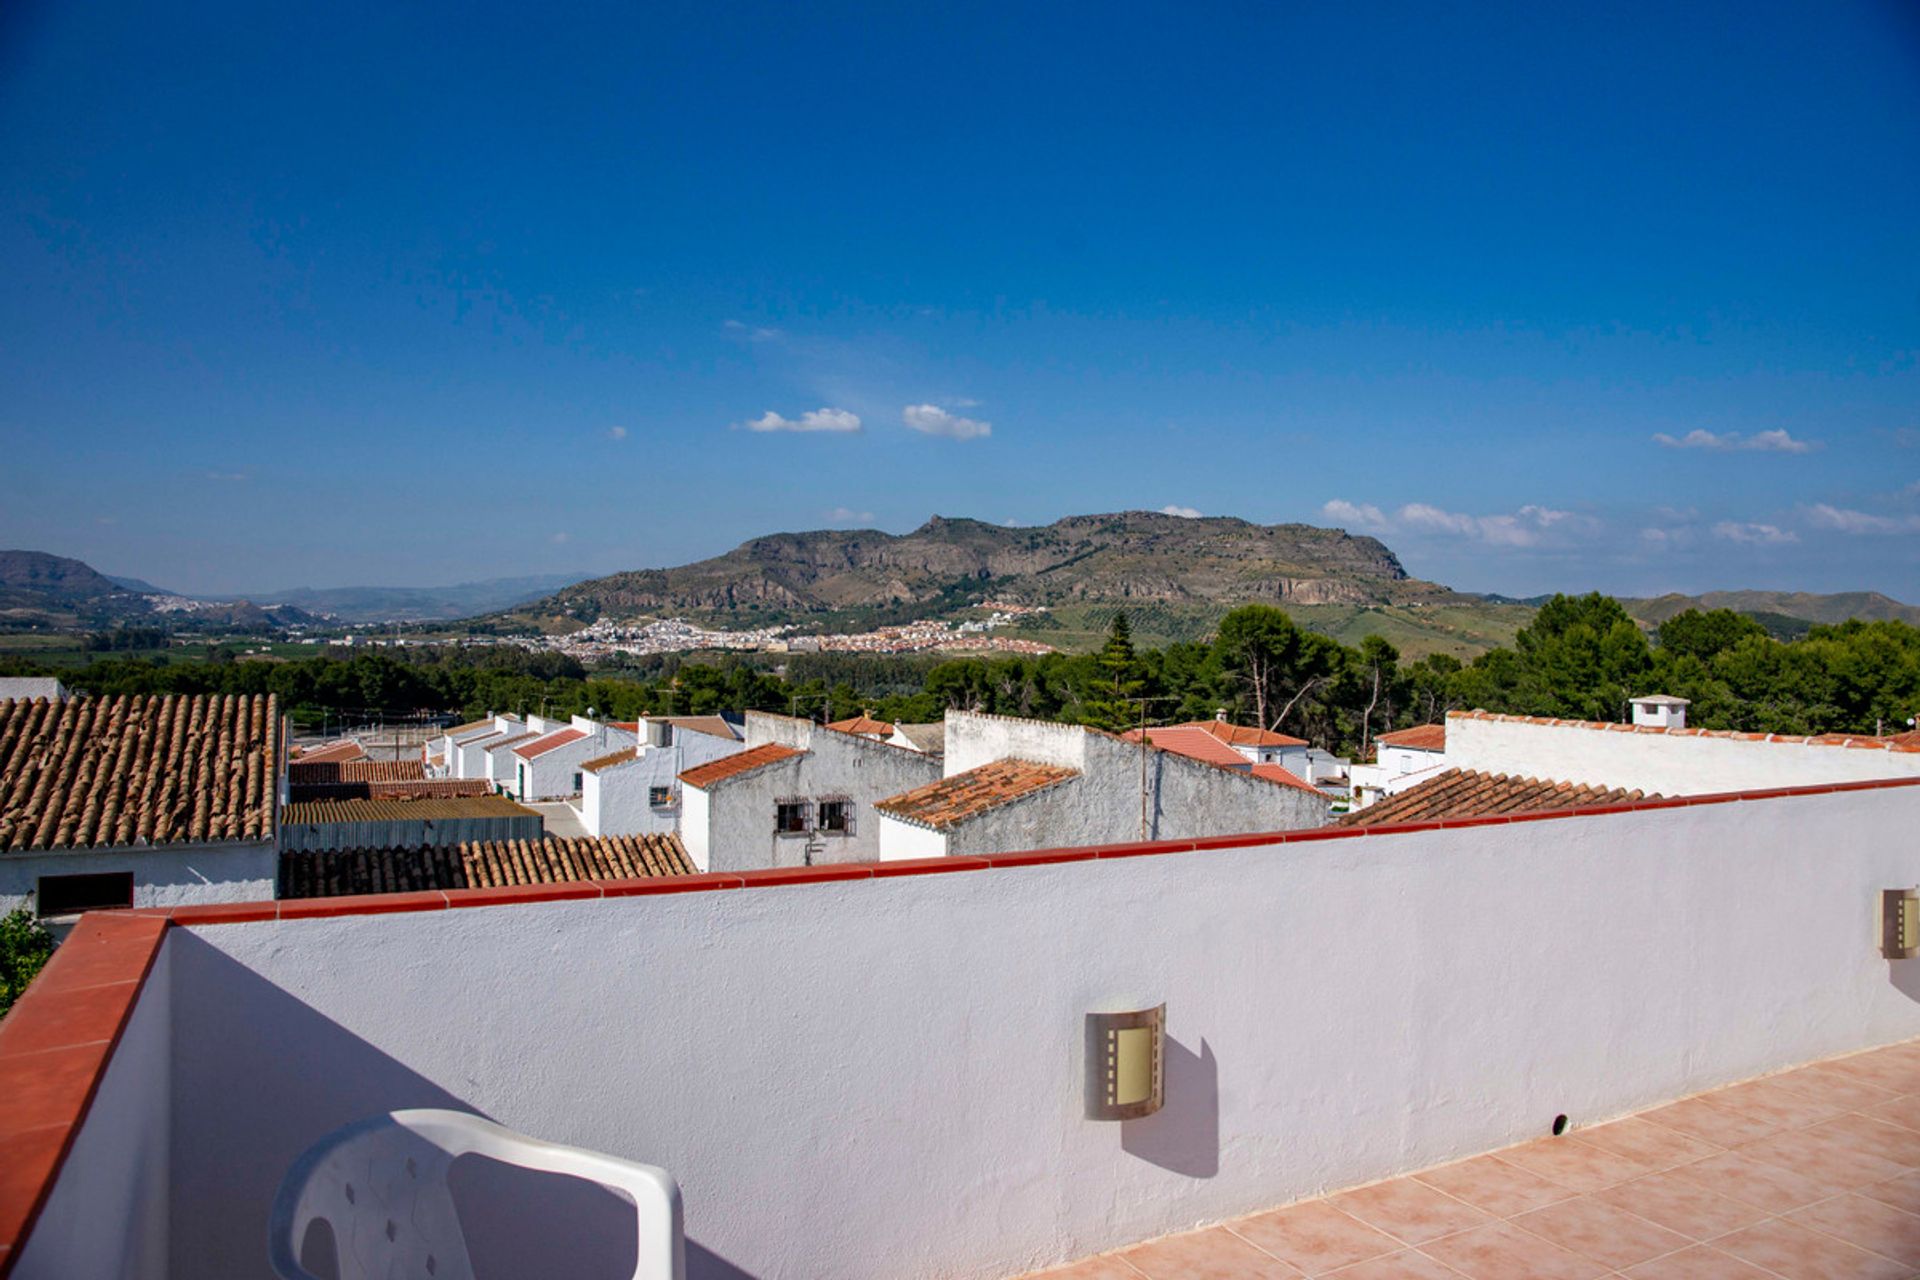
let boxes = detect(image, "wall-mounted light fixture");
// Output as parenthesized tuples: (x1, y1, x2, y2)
(1884, 889, 1919, 960)
(1086, 1004, 1165, 1121)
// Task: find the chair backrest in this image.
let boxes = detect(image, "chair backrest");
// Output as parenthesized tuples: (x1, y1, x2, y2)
(269, 1109, 684, 1280)
(269, 1112, 477, 1280)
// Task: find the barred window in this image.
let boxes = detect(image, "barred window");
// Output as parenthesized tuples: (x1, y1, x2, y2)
(649, 786, 673, 808)
(775, 800, 810, 834)
(817, 798, 853, 834)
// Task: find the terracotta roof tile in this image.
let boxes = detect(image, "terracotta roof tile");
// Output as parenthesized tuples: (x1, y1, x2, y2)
(1376, 724, 1446, 751)
(278, 833, 694, 897)
(1339, 768, 1657, 827)
(287, 779, 492, 803)
(0, 694, 279, 851)
(1249, 762, 1326, 797)
(481, 732, 539, 755)
(294, 740, 367, 764)
(1134, 726, 1250, 769)
(441, 718, 497, 739)
(579, 746, 637, 773)
(875, 759, 1079, 830)
(287, 759, 426, 786)
(680, 743, 803, 788)
(664, 715, 741, 742)
(827, 714, 895, 736)
(280, 795, 536, 825)
(515, 727, 587, 759)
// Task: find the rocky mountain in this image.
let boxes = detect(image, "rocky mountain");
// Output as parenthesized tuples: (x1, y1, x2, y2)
(502, 512, 1445, 628)
(0, 551, 127, 608)
(1622, 590, 1920, 629)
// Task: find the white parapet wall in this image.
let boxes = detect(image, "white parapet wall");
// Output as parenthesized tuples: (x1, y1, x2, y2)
(1446, 710, 1920, 795)
(0, 843, 277, 915)
(161, 783, 1920, 1280)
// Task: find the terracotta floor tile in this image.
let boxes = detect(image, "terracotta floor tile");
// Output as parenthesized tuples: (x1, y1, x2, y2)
(1708, 1077, 1851, 1134)
(1618, 1245, 1785, 1279)
(1768, 1064, 1903, 1114)
(1788, 1192, 1920, 1267)
(1413, 1155, 1576, 1218)
(1487, 1136, 1651, 1193)
(1820, 1047, 1920, 1096)
(1025, 1257, 1145, 1279)
(1330, 1177, 1492, 1245)
(1639, 1095, 1776, 1148)
(1667, 1150, 1835, 1214)
(1418, 1221, 1609, 1280)
(1509, 1195, 1694, 1269)
(1742, 1126, 1912, 1193)
(1319, 1249, 1466, 1279)
(1123, 1226, 1300, 1279)
(1859, 1170, 1920, 1216)
(1807, 1111, 1920, 1167)
(1595, 1168, 1770, 1240)
(1226, 1201, 1395, 1274)
(1573, 1116, 1719, 1169)
(1714, 1216, 1912, 1280)
(1864, 1094, 1920, 1135)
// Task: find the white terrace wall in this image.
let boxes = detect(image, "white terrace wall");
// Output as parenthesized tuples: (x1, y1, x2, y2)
(0, 843, 277, 915)
(166, 785, 1920, 1280)
(1447, 711, 1920, 795)
(586, 732, 743, 838)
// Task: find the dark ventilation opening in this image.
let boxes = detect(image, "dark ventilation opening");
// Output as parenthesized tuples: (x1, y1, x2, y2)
(36, 871, 135, 917)
(1552, 1114, 1569, 1136)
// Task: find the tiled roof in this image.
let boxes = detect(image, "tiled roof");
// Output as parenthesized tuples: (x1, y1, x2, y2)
(441, 718, 496, 740)
(875, 759, 1079, 830)
(0, 694, 279, 851)
(277, 833, 695, 897)
(665, 715, 741, 742)
(1339, 768, 1657, 827)
(580, 746, 637, 773)
(294, 740, 367, 764)
(1123, 720, 1310, 748)
(1376, 723, 1446, 751)
(827, 714, 895, 736)
(1249, 762, 1326, 798)
(280, 795, 537, 825)
(481, 732, 538, 755)
(1134, 726, 1250, 769)
(891, 722, 946, 754)
(287, 779, 492, 803)
(514, 727, 585, 759)
(286, 759, 426, 786)
(1449, 709, 1920, 752)
(680, 743, 803, 788)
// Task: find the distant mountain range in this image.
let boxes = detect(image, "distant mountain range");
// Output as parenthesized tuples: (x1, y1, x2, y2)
(0, 551, 585, 629)
(492, 512, 1446, 631)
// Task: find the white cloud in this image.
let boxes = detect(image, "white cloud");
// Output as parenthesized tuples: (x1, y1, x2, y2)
(605, 425, 628, 441)
(549, 531, 571, 545)
(902, 403, 992, 440)
(1320, 499, 1390, 531)
(742, 407, 862, 434)
(1397, 502, 1579, 547)
(826, 506, 875, 523)
(1805, 504, 1920, 535)
(1712, 521, 1798, 545)
(723, 319, 782, 342)
(1652, 428, 1815, 454)
(1158, 505, 1202, 519)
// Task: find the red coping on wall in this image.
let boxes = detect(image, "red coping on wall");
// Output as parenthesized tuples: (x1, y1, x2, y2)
(4, 771, 1920, 1271)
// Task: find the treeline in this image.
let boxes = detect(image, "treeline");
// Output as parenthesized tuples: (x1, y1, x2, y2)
(8, 594, 1918, 754)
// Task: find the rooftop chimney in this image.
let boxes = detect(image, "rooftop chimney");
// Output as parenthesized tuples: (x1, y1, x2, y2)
(1630, 695, 1689, 731)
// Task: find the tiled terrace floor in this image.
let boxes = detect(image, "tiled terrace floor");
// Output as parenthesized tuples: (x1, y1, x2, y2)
(1022, 1039, 1920, 1280)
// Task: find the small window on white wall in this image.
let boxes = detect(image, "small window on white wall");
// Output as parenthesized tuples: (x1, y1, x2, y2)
(37, 871, 134, 917)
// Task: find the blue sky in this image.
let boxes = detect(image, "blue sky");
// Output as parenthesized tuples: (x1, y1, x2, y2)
(2, 1, 1917, 599)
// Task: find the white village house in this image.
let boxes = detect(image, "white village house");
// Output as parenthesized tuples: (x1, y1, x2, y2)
(576, 716, 744, 837)
(1348, 722, 1448, 811)
(509, 716, 638, 801)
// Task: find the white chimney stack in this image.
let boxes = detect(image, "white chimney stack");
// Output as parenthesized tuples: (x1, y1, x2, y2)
(1629, 695, 1690, 730)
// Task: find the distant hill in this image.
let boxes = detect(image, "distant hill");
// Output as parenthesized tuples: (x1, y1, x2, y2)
(0, 551, 125, 607)
(1622, 591, 1920, 630)
(229, 573, 588, 623)
(491, 512, 1448, 632)
(104, 573, 174, 596)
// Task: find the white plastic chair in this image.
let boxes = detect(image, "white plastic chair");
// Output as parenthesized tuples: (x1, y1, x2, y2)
(268, 1108, 685, 1280)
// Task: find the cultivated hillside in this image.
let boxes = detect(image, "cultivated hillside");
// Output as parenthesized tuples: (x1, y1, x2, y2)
(1624, 590, 1920, 629)
(497, 512, 1448, 630)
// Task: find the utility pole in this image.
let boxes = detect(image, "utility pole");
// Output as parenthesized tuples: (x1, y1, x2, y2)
(1124, 695, 1179, 842)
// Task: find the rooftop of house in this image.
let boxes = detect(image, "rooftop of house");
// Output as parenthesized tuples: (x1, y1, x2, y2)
(286, 759, 426, 786)
(827, 713, 895, 736)
(0, 693, 279, 852)
(0, 677, 67, 701)
(874, 759, 1081, 830)
(1248, 762, 1327, 798)
(440, 717, 498, 739)
(284, 779, 493, 803)
(1175, 719, 1310, 748)
(679, 742, 804, 789)
(279, 795, 537, 825)
(892, 721, 946, 754)
(514, 727, 587, 759)
(1376, 723, 1447, 752)
(660, 715, 742, 742)
(480, 731, 539, 755)
(1340, 767, 1659, 827)
(1129, 725, 1250, 770)
(277, 833, 693, 897)
(291, 739, 366, 765)
(579, 746, 637, 774)
(1451, 708, 1920, 753)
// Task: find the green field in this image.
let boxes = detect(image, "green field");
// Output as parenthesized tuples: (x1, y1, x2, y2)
(0, 634, 328, 669)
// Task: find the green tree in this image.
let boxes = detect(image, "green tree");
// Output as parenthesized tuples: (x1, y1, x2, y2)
(1081, 612, 1147, 731)
(0, 907, 55, 1019)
